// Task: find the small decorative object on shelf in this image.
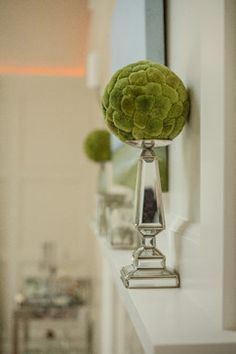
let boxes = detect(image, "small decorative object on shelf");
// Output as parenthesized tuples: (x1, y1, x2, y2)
(95, 192, 109, 237)
(83, 129, 111, 192)
(83, 129, 112, 235)
(102, 60, 190, 288)
(96, 192, 129, 238)
(107, 200, 138, 249)
(13, 277, 92, 354)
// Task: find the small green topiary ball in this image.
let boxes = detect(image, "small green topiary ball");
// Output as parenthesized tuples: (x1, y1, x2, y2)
(84, 129, 111, 163)
(101, 60, 190, 141)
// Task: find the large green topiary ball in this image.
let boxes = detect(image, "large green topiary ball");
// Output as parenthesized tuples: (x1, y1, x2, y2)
(101, 60, 189, 141)
(84, 129, 111, 163)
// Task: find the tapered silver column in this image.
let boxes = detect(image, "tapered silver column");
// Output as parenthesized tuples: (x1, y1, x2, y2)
(120, 140, 179, 289)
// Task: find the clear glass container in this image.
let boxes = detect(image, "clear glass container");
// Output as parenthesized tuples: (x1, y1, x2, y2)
(107, 201, 138, 249)
(95, 192, 128, 237)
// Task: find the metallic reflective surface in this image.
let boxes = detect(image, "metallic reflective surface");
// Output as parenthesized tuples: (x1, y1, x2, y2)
(120, 140, 180, 288)
(134, 147, 165, 234)
(126, 139, 171, 149)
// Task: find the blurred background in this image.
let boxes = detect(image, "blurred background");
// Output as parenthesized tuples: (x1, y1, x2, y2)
(0, 0, 149, 352)
(1, 0, 234, 354)
(0, 0, 116, 352)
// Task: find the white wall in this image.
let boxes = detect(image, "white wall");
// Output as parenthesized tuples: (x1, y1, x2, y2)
(166, 0, 236, 329)
(0, 0, 89, 68)
(223, 0, 236, 329)
(0, 75, 100, 337)
(88, 0, 116, 90)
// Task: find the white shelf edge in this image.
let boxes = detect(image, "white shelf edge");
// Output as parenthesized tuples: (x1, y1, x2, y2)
(95, 234, 236, 354)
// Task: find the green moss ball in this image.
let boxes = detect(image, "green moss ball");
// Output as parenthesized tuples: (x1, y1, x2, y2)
(101, 60, 190, 141)
(84, 129, 111, 163)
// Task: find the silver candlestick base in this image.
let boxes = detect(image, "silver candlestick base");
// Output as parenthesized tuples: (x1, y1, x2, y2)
(120, 140, 180, 289)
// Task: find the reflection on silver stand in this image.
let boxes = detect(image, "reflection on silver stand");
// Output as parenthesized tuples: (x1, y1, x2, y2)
(120, 140, 180, 289)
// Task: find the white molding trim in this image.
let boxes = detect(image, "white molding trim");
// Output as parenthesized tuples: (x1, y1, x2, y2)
(222, 0, 236, 329)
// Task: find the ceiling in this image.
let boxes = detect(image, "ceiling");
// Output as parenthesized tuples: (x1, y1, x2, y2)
(0, 0, 90, 76)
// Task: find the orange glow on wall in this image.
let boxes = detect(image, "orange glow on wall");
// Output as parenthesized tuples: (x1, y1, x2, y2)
(0, 66, 85, 76)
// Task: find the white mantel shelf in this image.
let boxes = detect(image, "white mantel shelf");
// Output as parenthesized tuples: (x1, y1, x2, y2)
(95, 235, 236, 354)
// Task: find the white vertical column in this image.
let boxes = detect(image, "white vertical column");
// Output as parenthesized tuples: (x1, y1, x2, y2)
(100, 257, 116, 354)
(223, 0, 236, 330)
(200, 0, 225, 327)
(0, 77, 19, 344)
(114, 295, 126, 354)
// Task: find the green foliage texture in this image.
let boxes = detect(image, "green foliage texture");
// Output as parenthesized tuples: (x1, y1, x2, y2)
(84, 129, 111, 163)
(102, 60, 190, 141)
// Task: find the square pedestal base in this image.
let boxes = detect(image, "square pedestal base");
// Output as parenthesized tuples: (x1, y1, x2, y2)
(120, 264, 180, 289)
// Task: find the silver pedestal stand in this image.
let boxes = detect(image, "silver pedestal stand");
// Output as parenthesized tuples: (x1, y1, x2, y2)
(120, 140, 180, 289)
